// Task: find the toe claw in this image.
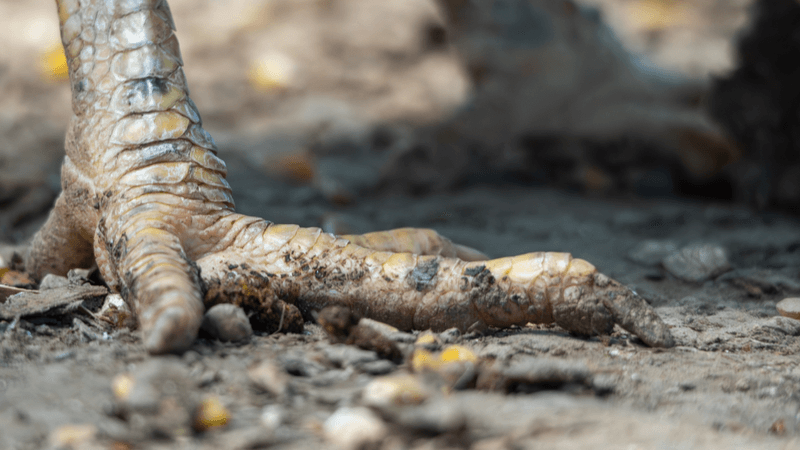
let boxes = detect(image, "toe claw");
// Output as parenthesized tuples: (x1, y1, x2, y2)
(142, 304, 203, 354)
(595, 275, 674, 348)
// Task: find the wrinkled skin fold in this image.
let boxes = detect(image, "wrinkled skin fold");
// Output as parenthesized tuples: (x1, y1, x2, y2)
(26, 0, 674, 354)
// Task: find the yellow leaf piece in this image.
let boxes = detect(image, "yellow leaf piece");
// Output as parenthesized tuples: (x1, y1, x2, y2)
(111, 373, 134, 401)
(440, 345, 477, 364)
(410, 348, 435, 372)
(194, 395, 230, 431)
(411, 345, 477, 372)
(415, 332, 437, 346)
(40, 43, 69, 82)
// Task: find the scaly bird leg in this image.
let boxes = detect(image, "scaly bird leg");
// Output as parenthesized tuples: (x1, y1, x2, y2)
(27, 0, 673, 354)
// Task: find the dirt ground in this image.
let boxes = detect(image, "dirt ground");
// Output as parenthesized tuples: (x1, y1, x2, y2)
(3, 0, 800, 449)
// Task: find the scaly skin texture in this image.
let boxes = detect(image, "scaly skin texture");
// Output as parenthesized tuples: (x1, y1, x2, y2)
(26, 0, 674, 354)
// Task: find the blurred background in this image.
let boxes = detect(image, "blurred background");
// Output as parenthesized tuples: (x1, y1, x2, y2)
(2, 0, 796, 243)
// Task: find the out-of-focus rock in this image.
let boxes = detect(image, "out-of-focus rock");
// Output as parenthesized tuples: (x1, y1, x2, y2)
(322, 344, 380, 369)
(47, 424, 98, 450)
(477, 357, 592, 392)
(627, 240, 678, 266)
(317, 306, 404, 362)
(97, 293, 134, 329)
(39, 273, 68, 290)
(112, 359, 200, 439)
(663, 243, 731, 282)
(381, 0, 739, 196)
(323, 407, 387, 450)
(362, 373, 432, 411)
(248, 360, 292, 398)
(201, 303, 253, 343)
(410, 344, 479, 389)
(394, 396, 466, 434)
(759, 314, 800, 335)
(777, 298, 800, 321)
(193, 395, 230, 432)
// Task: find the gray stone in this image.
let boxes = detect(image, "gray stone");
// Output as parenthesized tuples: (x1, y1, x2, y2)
(627, 240, 678, 266)
(322, 344, 379, 368)
(201, 303, 253, 343)
(39, 274, 69, 290)
(663, 244, 731, 282)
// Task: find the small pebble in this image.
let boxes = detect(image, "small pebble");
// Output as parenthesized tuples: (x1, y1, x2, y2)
(201, 303, 253, 343)
(39, 274, 69, 290)
(439, 327, 461, 343)
(362, 373, 431, 410)
(112, 359, 199, 438)
(627, 240, 678, 266)
(260, 405, 285, 430)
(278, 350, 326, 377)
(98, 294, 133, 328)
(48, 424, 97, 449)
(359, 359, 397, 375)
(323, 407, 387, 450)
(663, 243, 731, 282)
(395, 398, 466, 434)
(758, 315, 800, 336)
(776, 298, 800, 320)
(193, 395, 230, 432)
(248, 360, 291, 398)
(322, 344, 379, 368)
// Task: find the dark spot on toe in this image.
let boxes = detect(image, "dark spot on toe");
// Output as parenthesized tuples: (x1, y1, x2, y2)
(465, 265, 486, 277)
(408, 258, 439, 291)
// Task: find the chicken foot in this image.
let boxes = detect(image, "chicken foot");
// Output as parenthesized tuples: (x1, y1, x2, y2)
(25, 0, 674, 353)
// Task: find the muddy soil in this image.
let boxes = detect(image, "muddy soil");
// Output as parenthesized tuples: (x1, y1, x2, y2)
(3, 1, 800, 449)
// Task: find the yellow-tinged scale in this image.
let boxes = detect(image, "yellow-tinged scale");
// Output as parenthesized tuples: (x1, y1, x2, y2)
(364, 251, 393, 267)
(262, 224, 301, 251)
(127, 227, 175, 247)
(192, 167, 227, 188)
(158, 86, 184, 110)
(290, 227, 323, 252)
(481, 257, 513, 276)
(113, 111, 190, 145)
(544, 252, 571, 276)
(121, 162, 192, 186)
(507, 253, 547, 283)
(567, 258, 596, 277)
(190, 146, 225, 171)
(382, 253, 416, 279)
